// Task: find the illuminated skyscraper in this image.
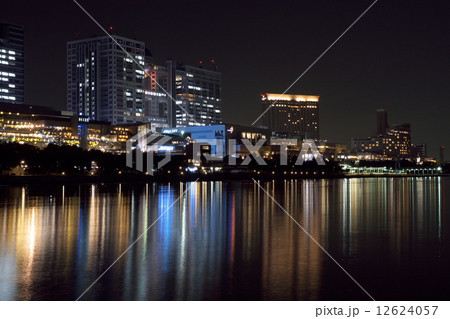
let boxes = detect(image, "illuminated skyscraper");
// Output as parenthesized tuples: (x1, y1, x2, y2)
(170, 59, 222, 127)
(261, 93, 319, 139)
(0, 22, 24, 103)
(67, 35, 146, 125)
(143, 58, 170, 130)
(145, 59, 222, 127)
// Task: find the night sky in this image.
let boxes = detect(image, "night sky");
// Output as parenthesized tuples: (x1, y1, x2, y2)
(3, 0, 450, 157)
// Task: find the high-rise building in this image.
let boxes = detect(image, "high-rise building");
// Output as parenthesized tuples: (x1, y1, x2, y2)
(68, 37, 222, 128)
(67, 35, 146, 125)
(0, 22, 24, 103)
(168, 59, 222, 127)
(376, 109, 388, 135)
(261, 93, 319, 139)
(142, 54, 170, 130)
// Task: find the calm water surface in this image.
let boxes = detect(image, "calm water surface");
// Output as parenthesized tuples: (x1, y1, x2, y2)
(0, 177, 449, 300)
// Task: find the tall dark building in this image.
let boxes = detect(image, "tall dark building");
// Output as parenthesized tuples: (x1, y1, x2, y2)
(440, 146, 445, 164)
(376, 109, 388, 135)
(261, 93, 319, 139)
(67, 35, 146, 125)
(0, 22, 24, 104)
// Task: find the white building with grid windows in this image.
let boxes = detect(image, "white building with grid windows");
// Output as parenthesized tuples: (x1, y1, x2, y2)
(67, 35, 147, 125)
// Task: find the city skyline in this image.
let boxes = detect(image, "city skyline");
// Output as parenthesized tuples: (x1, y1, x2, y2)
(1, 0, 449, 157)
(2, 0, 450, 306)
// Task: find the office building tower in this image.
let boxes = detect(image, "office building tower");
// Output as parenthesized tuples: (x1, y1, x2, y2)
(67, 35, 146, 125)
(376, 109, 388, 135)
(0, 22, 24, 103)
(166, 59, 222, 127)
(261, 93, 319, 139)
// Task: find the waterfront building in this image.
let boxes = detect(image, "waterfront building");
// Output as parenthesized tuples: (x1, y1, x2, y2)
(0, 102, 78, 146)
(260, 93, 319, 140)
(0, 22, 24, 103)
(350, 137, 380, 160)
(0, 101, 158, 153)
(351, 110, 412, 160)
(316, 142, 349, 160)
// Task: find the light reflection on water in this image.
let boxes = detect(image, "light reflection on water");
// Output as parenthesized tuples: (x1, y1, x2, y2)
(0, 177, 448, 300)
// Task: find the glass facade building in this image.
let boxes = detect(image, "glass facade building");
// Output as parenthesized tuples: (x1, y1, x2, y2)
(172, 61, 222, 127)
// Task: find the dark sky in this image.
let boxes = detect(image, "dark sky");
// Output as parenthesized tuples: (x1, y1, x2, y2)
(3, 0, 450, 157)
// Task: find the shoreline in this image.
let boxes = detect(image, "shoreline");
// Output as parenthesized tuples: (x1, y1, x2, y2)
(0, 173, 447, 186)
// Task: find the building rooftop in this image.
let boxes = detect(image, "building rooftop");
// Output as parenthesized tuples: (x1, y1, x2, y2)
(0, 102, 63, 116)
(262, 93, 319, 102)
